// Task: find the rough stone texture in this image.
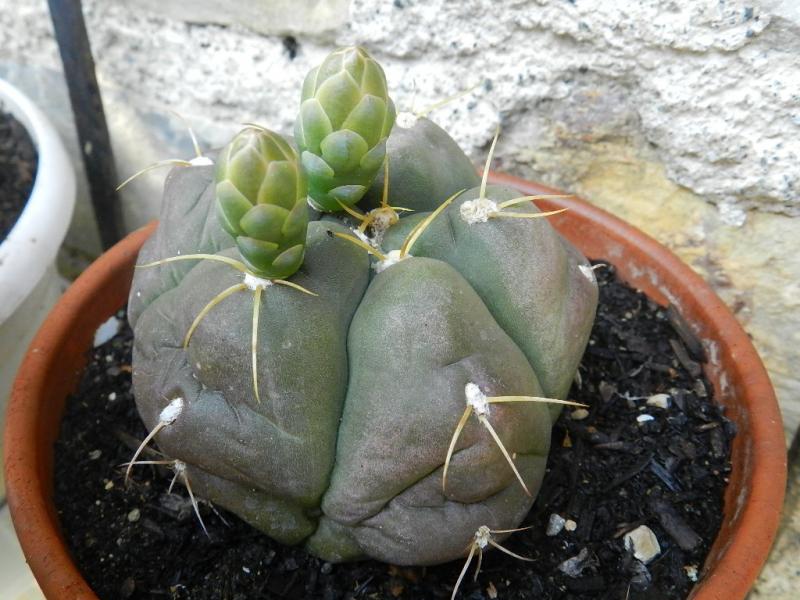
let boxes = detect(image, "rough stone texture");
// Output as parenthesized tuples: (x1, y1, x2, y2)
(128, 0, 350, 37)
(2, 1, 799, 208)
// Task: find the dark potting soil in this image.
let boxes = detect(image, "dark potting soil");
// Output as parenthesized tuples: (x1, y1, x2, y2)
(53, 263, 734, 600)
(0, 108, 37, 241)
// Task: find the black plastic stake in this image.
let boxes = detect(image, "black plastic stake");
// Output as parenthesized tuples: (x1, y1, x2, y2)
(48, 0, 123, 249)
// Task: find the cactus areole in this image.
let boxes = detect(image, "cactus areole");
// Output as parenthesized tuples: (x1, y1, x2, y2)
(128, 46, 598, 566)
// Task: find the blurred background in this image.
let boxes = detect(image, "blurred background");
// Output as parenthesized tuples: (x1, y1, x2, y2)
(0, 0, 798, 596)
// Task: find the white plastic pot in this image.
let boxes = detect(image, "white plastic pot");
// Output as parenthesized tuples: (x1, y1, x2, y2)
(0, 77, 76, 499)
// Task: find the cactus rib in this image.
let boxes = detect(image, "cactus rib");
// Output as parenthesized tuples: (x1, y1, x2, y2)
(442, 385, 587, 496)
(138, 254, 316, 404)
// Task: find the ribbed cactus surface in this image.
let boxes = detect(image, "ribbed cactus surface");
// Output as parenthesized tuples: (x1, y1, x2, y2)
(215, 127, 308, 279)
(295, 46, 396, 212)
(128, 46, 599, 569)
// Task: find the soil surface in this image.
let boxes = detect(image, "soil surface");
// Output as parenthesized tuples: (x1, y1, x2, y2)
(0, 108, 37, 241)
(54, 263, 734, 599)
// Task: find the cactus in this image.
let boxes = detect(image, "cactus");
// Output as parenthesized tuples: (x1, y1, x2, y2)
(359, 115, 480, 214)
(295, 46, 396, 212)
(127, 47, 598, 577)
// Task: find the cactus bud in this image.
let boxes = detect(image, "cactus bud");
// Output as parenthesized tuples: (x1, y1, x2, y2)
(295, 46, 396, 212)
(215, 127, 308, 279)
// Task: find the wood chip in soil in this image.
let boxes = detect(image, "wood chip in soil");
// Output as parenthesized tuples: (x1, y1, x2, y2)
(53, 261, 734, 599)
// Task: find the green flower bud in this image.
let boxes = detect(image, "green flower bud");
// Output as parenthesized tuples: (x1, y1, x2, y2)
(215, 127, 308, 279)
(295, 46, 396, 212)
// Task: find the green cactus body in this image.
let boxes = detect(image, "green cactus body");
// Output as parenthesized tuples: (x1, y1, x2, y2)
(215, 127, 308, 279)
(130, 49, 596, 566)
(295, 46, 396, 212)
(308, 256, 551, 564)
(360, 116, 480, 214)
(381, 185, 599, 407)
(129, 163, 597, 565)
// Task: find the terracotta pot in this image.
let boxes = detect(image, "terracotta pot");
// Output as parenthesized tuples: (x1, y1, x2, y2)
(4, 174, 786, 600)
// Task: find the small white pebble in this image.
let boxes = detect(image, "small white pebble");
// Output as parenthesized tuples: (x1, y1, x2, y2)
(558, 547, 591, 577)
(127, 508, 141, 523)
(694, 379, 708, 397)
(93, 315, 121, 347)
(104, 480, 114, 491)
(646, 393, 671, 409)
(88, 449, 102, 460)
(564, 519, 577, 532)
(570, 408, 589, 421)
(624, 525, 661, 564)
(684, 564, 699, 582)
(637, 414, 655, 423)
(546, 513, 566, 536)
(242, 566, 251, 574)
(108, 392, 117, 401)
(486, 581, 498, 599)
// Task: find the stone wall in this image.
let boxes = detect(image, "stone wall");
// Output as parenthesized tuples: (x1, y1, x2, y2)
(0, 0, 798, 440)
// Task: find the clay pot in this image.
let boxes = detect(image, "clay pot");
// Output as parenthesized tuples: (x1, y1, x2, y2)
(4, 175, 786, 599)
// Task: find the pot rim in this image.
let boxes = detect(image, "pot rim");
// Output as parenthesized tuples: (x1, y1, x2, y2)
(489, 172, 786, 600)
(3, 176, 786, 600)
(0, 77, 77, 324)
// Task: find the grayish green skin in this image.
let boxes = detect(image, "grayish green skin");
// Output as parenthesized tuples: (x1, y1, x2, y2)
(309, 257, 550, 563)
(130, 165, 369, 544)
(129, 166, 596, 565)
(360, 116, 481, 213)
(382, 185, 599, 407)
